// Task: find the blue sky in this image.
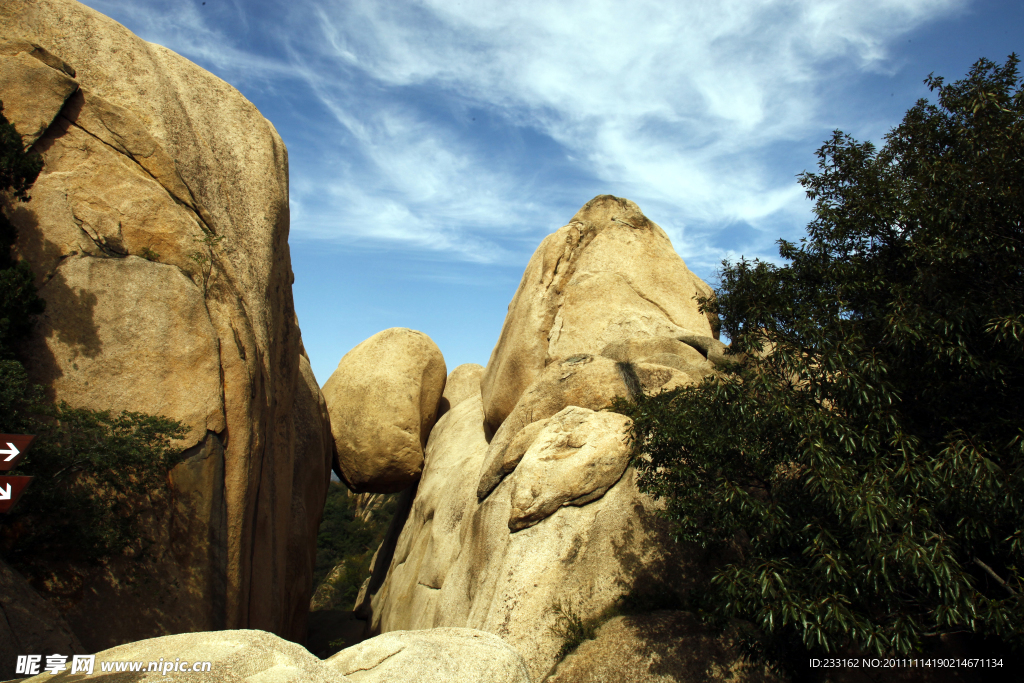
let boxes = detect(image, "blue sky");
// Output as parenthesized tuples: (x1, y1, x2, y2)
(80, 0, 1021, 385)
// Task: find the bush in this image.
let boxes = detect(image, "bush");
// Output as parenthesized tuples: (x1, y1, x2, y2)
(1, 404, 186, 563)
(613, 56, 1024, 675)
(312, 484, 398, 610)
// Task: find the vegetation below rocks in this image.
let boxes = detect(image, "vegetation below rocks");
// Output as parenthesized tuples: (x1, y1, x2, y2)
(311, 482, 398, 611)
(547, 582, 690, 666)
(613, 56, 1024, 677)
(0, 101, 186, 577)
(549, 599, 601, 660)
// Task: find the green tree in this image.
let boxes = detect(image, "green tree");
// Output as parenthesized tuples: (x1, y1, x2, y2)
(614, 56, 1023, 673)
(312, 484, 398, 610)
(0, 101, 186, 567)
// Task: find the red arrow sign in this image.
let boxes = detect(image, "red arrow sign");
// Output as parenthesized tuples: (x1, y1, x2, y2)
(0, 434, 34, 471)
(0, 476, 32, 513)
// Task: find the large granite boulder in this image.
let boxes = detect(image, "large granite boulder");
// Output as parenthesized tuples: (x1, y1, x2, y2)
(14, 627, 530, 683)
(0, 0, 332, 649)
(438, 362, 484, 419)
(14, 630, 348, 683)
(356, 394, 697, 682)
(480, 195, 717, 435)
(325, 628, 531, 683)
(322, 328, 447, 493)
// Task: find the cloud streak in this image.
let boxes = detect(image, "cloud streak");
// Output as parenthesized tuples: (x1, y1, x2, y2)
(83, 0, 968, 270)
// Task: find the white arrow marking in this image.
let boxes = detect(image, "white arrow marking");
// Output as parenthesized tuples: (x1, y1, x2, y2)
(0, 484, 10, 500)
(0, 443, 18, 461)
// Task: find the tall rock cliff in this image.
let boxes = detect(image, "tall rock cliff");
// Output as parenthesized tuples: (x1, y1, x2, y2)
(0, 0, 332, 649)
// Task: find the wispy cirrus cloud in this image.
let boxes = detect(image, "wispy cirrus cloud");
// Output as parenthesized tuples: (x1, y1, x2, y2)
(83, 0, 968, 270)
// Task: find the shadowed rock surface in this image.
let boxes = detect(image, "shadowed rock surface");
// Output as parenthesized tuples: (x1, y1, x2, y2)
(0, 558, 85, 681)
(546, 611, 780, 683)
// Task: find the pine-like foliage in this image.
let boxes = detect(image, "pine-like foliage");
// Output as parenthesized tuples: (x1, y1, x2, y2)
(614, 56, 1023, 670)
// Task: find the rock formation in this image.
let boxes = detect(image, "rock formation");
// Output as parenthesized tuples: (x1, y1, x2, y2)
(326, 628, 531, 683)
(0, 559, 85, 681)
(438, 362, 484, 418)
(480, 194, 717, 436)
(545, 611, 778, 683)
(476, 353, 691, 501)
(14, 627, 529, 683)
(506, 406, 634, 532)
(15, 630, 344, 683)
(322, 327, 447, 493)
(358, 387, 695, 682)
(351, 196, 735, 681)
(0, 0, 332, 649)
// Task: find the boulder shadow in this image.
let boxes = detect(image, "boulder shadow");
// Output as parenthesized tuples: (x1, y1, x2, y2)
(606, 489, 744, 680)
(7, 204, 103, 393)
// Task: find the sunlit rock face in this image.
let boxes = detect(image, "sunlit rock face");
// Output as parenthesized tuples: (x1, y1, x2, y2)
(325, 627, 531, 683)
(356, 197, 729, 682)
(0, 0, 332, 649)
(480, 194, 717, 437)
(322, 327, 447, 494)
(15, 630, 349, 683)
(359, 385, 703, 682)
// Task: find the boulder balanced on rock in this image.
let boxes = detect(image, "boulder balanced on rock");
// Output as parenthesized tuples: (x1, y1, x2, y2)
(438, 362, 485, 419)
(323, 328, 447, 493)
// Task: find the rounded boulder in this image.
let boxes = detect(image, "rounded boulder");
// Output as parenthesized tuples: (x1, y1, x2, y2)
(323, 328, 447, 493)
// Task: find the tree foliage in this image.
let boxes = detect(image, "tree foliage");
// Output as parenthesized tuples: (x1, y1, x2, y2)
(614, 56, 1024, 670)
(312, 485, 398, 611)
(0, 100, 186, 567)
(0, 102, 41, 205)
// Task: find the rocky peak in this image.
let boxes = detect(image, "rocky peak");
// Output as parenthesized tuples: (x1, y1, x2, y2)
(480, 194, 716, 437)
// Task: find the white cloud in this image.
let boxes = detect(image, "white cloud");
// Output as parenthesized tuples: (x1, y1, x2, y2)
(82, 0, 969, 267)
(287, 0, 965, 255)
